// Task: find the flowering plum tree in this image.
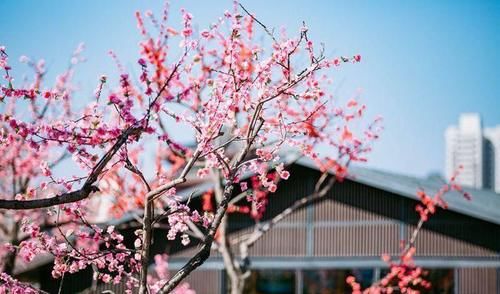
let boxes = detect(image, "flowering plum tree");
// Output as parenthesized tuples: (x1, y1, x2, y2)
(0, 2, 382, 293)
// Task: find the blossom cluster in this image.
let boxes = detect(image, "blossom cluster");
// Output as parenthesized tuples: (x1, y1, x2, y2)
(0, 1, 379, 292)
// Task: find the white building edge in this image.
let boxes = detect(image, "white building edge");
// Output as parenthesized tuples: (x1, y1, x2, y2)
(446, 113, 500, 193)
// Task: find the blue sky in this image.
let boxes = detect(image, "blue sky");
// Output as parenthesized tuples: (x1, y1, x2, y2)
(1, 0, 499, 177)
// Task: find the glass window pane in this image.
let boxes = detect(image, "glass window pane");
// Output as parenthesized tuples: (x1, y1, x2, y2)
(303, 269, 373, 294)
(243, 270, 296, 294)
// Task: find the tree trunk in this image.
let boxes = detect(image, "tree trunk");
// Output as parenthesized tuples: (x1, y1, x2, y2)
(3, 222, 19, 275)
(139, 201, 153, 294)
(214, 169, 244, 294)
(218, 215, 243, 294)
(3, 250, 17, 275)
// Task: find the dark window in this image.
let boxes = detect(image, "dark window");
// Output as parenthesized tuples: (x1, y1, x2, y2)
(426, 269, 454, 294)
(244, 270, 296, 294)
(303, 269, 373, 294)
(241, 268, 453, 293)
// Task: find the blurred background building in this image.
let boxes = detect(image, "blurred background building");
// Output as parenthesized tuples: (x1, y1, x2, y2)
(445, 113, 500, 193)
(14, 161, 500, 294)
(485, 126, 500, 193)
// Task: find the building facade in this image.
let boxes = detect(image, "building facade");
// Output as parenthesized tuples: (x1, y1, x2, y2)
(162, 164, 500, 294)
(17, 162, 500, 294)
(446, 113, 500, 193)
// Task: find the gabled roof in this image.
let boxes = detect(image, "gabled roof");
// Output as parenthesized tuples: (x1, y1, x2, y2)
(178, 154, 500, 226)
(295, 157, 500, 226)
(15, 157, 500, 275)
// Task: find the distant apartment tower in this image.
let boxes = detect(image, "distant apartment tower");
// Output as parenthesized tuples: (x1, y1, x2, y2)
(445, 113, 499, 193)
(445, 114, 484, 189)
(485, 126, 500, 192)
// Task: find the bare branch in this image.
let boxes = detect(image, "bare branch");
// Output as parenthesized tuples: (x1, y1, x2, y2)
(239, 4, 278, 44)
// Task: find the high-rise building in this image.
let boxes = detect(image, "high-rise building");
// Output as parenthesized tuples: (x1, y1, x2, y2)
(445, 113, 499, 193)
(445, 114, 484, 189)
(484, 126, 500, 193)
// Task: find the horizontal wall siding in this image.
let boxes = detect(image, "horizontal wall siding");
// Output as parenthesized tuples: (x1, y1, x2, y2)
(459, 268, 497, 294)
(314, 199, 394, 222)
(279, 203, 308, 223)
(408, 225, 498, 257)
(173, 205, 498, 259)
(176, 270, 221, 294)
(246, 227, 307, 256)
(314, 224, 400, 256)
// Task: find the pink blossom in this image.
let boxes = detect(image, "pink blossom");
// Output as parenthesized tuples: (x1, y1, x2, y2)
(102, 274, 112, 283)
(279, 170, 290, 180)
(0, 4, 384, 293)
(197, 167, 210, 178)
(39, 161, 51, 176)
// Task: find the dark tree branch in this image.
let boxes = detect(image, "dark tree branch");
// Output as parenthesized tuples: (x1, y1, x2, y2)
(0, 186, 99, 210)
(0, 127, 140, 210)
(157, 98, 265, 294)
